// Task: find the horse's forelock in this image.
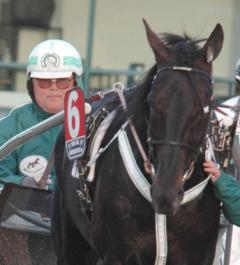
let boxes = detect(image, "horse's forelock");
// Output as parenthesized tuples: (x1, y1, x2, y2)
(160, 33, 199, 48)
(160, 33, 203, 65)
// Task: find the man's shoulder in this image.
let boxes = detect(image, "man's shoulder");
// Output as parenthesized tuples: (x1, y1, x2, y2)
(0, 103, 35, 129)
(1, 103, 33, 120)
(0, 103, 38, 141)
(10, 102, 33, 113)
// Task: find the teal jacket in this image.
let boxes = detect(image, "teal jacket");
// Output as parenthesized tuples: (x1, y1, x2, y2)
(213, 171, 240, 226)
(0, 103, 62, 190)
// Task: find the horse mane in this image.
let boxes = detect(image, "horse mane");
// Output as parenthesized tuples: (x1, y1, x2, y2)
(160, 33, 205, 66)
(127, 65, 157, 115)
(106, 65, 157, 131)
(160, 32, 205, 46)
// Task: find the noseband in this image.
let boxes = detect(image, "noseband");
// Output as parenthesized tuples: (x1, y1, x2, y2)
(148, 66, 213, 156)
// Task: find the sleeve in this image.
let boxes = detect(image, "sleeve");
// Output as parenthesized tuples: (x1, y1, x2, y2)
(213, 171, 240, 226)
(0, 152, 24, 185)
(0, 113, 24, 187)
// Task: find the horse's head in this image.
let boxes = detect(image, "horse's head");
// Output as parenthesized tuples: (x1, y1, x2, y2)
(143, 20, 224, 215)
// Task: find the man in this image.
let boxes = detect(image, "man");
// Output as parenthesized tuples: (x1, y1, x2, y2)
(204, 160, 240, 265)
(0, 39, 85, 265)
(204, 160, 240, 226)
(0, 39, 84, 190)
(204, 56, 240, 264)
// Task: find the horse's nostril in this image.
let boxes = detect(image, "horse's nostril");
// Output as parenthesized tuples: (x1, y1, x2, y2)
(150, 186, 184, 216)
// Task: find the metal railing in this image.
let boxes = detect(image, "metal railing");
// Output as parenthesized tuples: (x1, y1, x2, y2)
(0, 60, 236, 99)
(214, 77, 236, 99)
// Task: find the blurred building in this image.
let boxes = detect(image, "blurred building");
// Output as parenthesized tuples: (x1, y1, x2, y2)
(0, 0, 238, 100)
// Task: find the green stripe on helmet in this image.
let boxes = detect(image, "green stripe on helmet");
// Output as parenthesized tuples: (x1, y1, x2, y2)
(28, 56, 38, 65)
(63, 56, 82, 68)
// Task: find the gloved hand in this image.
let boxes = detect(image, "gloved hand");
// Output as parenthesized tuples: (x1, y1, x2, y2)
(38, 177, 53, 189)
(21, 176, 52, 189)
(19, 155, 51, 189)
(21, 176, 39, 188)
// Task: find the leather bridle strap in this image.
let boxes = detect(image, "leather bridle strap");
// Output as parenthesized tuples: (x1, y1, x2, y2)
(148, 139, 199, 154)
(149, 65, 213, 157)
(154, 66, 213, 85)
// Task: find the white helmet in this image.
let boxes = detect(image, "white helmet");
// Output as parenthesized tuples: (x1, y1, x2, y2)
(235, 58, 240, 81)
(27, 39, 83, 79)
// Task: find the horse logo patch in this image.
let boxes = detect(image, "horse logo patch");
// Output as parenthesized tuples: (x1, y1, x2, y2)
(19, 155, 48, 182)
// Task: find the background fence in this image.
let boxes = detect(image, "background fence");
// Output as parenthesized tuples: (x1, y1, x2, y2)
(0, 60, 236, 102)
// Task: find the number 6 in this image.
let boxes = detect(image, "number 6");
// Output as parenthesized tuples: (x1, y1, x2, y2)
(67, 90, 80, 138)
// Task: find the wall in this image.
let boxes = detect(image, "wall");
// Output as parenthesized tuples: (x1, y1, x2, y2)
(0, 90, 30, 117)
(61, 0, 237, 79)
(11, 0, 240, 91)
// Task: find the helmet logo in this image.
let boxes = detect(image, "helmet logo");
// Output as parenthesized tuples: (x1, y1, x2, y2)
(41, 53, 60, 69)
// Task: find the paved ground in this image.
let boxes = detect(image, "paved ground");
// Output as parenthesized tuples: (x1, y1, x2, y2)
(0, 228, 57, 265)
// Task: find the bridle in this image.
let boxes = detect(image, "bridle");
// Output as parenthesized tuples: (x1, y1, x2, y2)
(147, 65, 214, 175)
(152, 66, 213, 85)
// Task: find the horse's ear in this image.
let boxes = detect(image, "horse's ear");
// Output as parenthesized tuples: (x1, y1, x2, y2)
(202, 23, 224, 63)
(143, 18, 168, 64)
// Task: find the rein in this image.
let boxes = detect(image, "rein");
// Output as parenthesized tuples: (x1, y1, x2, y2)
(113, 82, 155, 176)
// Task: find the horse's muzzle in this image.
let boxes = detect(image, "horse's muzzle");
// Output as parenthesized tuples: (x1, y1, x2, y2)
(150, 186, 184, 216)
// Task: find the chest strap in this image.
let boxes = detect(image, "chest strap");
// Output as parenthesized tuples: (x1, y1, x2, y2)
(118, 130, 214, 265)
(118, 130, 211, 204)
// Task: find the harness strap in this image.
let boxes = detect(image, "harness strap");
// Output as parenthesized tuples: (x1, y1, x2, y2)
(38, 148, 55, 188)
(86, 114, 128, 182)
(118, 130, 211, 204)
(86, 109, 117, 182)
(118, 130, 151, 201)
(118, 130, 214, 265)
(181, 176, 210, 204)
(154, 214, 167, 265)
(114, 82, 154, 176)
(149, 139, 199, 154)
(118, 131, 167, 265)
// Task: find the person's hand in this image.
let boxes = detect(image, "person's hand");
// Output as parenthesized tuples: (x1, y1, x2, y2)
(38, 177, 52, 189)
(21, 176, 39, 188)
(203, 160, 221, 182)
(21, 176, 52, 189)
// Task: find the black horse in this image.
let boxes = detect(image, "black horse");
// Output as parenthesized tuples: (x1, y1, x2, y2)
(52, 20, 224, 265)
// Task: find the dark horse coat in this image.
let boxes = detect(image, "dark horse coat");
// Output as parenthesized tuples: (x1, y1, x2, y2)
(52, 20, 224, 265)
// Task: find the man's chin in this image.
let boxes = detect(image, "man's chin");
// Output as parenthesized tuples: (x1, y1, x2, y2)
(43, 104, 62, 114)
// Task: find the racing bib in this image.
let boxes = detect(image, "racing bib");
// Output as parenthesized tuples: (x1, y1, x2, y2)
(64, 87, 86, 160)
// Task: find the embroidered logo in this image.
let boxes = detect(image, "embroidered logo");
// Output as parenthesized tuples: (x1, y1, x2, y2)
(41, 53, 60, 69)
(19, 155, 47, 180)
(27, 157, 40, 169)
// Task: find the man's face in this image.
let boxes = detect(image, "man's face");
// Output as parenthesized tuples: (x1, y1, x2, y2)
(32, 76, 75, 113)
